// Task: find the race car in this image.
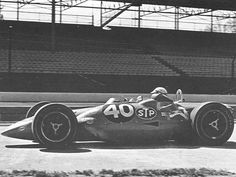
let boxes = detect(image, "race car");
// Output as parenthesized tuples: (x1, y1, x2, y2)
(1, 89, 235, 147)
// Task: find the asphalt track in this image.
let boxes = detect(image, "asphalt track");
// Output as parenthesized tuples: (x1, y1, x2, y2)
(1, 92, 236, 173)
(1, 125, 236, 173)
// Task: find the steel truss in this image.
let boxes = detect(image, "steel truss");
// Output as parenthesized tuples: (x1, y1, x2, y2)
(0, 0, 236, 32)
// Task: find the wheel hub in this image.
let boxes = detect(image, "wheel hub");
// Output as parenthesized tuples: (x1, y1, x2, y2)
(200, 110, 227, 140)
(208, 118, 219, 131)
(40, 112, 71, 143)
(50, 122, 63, 135)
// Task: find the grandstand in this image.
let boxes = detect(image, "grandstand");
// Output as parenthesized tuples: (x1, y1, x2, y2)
(0, 0, 236, 94)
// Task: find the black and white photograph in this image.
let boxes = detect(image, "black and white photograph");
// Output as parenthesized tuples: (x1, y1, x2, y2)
(0, 0, 236, 176)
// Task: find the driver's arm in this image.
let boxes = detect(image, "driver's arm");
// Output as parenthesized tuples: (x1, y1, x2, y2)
(159, 103, 177, 112)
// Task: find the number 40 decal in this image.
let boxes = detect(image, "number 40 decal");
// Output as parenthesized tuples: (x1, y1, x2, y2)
(103, 104, 134, 122)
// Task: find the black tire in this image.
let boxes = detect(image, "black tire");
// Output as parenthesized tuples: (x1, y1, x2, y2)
(32, 103, 77, 147)
(26, 101, 50, 118)
(190, 102, 234, 146)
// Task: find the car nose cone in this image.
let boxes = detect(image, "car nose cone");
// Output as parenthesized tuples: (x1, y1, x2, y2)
(1, 129, 8, 136)
(1, 118, 34, 140)
(1, 127, 20, 138)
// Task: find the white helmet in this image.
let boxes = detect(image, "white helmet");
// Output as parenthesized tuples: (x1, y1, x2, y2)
(151, 87, 168, 95)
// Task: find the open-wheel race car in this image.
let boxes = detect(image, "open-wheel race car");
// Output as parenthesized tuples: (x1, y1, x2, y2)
(1, 89, 235, 148)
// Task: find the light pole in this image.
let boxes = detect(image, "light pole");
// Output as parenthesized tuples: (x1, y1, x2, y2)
(8, 25, 13, 73)
(51, 0, 56, 52)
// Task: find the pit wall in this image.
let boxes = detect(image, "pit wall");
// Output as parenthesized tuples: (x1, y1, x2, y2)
(0, 92, 236, 104)
(0, 92, 236, 122)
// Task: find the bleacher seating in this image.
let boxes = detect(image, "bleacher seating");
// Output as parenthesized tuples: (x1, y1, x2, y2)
(159, 55, 233, 78)
(0, 49, 234, 78)
(0, 20, 236, 93)
(1, 21, 236, 57)
(0, 49, 178, 76)
(0, 49, 8, 72)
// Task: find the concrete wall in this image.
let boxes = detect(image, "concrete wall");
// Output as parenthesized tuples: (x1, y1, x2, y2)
(1, 92, 236, 104)
(0, 92, 236, 121)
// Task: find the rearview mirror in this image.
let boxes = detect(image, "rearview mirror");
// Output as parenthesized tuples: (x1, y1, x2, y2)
(176, 89, 184, 102)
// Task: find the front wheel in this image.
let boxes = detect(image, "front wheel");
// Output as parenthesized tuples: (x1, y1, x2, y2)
(32, 103, 77, 148)
(191, 102, 234, 146)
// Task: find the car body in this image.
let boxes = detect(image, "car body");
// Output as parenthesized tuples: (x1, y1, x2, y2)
(1, 90, 235, 147)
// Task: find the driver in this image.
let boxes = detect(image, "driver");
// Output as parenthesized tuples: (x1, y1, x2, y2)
(151, 87, 188, 119)
(150, 87, 176, 112)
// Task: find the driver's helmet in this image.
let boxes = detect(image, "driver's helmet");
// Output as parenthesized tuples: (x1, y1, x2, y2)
(136, 95, 143, 102)
(151, 87, 168, 95)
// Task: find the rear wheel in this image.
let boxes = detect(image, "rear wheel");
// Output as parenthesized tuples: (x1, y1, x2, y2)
(32, 103, 77, 148)
(191, 102, 234, 146)
(26, 101, 50, 118)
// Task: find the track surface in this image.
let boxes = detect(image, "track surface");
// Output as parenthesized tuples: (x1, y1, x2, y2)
(1, 126, 236, 173)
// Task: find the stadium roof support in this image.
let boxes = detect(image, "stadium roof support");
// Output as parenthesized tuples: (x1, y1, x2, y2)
(15, 0, 35, 20)
(101, 2, 134, 27)
(179, 9, 214, 19)
(175, 6, 179, 30)
(51, 0, 55, 52)
(59, 0, 88, 23)
(0, 0, 236, 32)
(140, 6, 174, 17)
(100, 0, 236, 11)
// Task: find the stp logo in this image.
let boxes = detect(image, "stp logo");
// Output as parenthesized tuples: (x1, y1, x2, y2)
(136, 107, 157, 120)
